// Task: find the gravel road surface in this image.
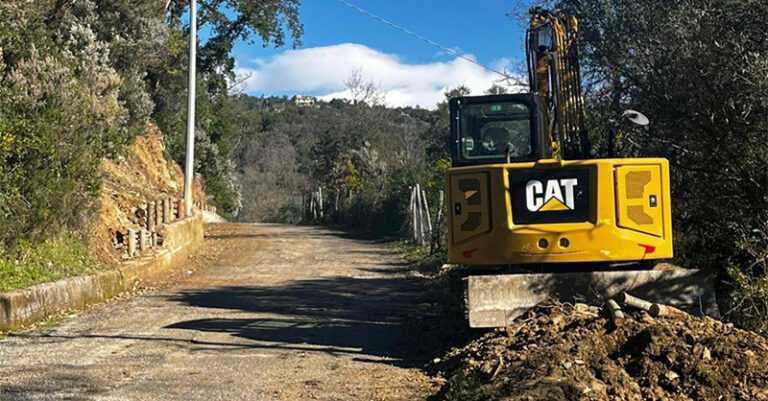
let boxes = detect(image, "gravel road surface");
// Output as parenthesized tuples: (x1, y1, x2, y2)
(0, 224, 443, 401)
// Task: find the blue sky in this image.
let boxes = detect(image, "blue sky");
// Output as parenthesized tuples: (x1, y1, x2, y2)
(229, 0, 530, 108)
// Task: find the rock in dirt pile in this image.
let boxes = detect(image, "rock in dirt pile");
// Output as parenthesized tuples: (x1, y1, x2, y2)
(430, 303, 768, 401)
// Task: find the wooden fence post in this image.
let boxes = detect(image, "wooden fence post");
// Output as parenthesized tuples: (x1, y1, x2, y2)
(311, 192, 317, 220)
(430, 190, 445, 254)
(127, 229, 137, 258)
(177, 199, 186, 219)
(410, 187, 418, 242)
(156, 199, 163, 225)
(421, 189, 432, 241)
(139, 229, 148, 252)
(415, 184, 424, 245)
(163, 198, 170, 223)
(334, 190, 339, 212)
(147, 201, 156, 232)
(318, 186, 324, 219)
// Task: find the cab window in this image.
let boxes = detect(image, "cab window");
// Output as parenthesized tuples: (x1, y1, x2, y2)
(459, 101, 533, 163)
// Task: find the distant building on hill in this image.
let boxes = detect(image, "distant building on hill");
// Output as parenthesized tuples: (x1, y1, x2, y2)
(292, 95, 316, 107)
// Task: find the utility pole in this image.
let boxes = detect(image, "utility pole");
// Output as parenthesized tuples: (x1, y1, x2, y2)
(184, 0, 197, 216)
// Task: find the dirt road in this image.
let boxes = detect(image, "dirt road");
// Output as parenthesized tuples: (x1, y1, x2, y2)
(0, 224, 444, 401)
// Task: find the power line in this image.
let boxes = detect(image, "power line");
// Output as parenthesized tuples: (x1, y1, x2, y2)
(332, 0, 511, 79)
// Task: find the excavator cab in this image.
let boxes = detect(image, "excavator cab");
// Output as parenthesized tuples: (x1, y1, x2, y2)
(450, 94, 549, 166)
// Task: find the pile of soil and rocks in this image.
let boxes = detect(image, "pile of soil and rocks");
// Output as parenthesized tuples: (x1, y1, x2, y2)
(430, 302, 768, 401)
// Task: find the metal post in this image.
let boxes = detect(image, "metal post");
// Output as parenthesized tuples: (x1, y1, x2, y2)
(184, 0, 197, 216)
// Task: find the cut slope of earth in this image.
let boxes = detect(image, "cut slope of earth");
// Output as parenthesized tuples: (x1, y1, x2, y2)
(89, 124, 205, 266)
(430, 303, 768, 401)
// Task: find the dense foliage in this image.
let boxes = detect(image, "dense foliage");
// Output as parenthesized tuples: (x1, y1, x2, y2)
(557, 0, 768, 332)
(0, 0, 302, 251)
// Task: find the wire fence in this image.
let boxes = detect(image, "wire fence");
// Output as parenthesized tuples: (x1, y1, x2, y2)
(409, 184, 445, 254)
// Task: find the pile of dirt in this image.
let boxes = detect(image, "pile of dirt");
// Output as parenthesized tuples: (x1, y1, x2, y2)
(430, 303, 768, 401)
(88, 124, 205, 265)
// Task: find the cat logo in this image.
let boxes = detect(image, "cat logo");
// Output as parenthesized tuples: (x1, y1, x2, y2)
(526, 178, 578, 212)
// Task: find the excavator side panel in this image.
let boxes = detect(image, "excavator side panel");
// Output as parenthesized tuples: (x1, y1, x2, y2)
(447, 158, 673, 265)
(615, 165, 665, 237)
(449, 172, 492, 244)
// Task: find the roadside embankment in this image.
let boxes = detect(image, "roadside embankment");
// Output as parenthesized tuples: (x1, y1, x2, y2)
(0, 214, 203, 332)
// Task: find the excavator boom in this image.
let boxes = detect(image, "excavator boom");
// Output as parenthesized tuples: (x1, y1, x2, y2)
(526, 7, 590, 159)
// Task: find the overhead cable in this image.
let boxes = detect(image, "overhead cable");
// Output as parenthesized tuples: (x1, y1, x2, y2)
(332, 0, 511, 79)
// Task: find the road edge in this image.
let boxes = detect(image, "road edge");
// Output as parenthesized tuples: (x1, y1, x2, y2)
(0, 214, 204, 332)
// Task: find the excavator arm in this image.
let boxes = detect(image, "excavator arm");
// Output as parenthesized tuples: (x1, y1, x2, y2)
(526, 8, 590, 159)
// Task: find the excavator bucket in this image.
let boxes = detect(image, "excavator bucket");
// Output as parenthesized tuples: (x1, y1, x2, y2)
(464, 266, 718, 328)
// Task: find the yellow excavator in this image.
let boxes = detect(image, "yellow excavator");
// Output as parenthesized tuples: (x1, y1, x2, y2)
(446, 8, 716, 327)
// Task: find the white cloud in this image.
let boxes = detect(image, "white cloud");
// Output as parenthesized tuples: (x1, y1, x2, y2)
(234, 43, 523, 109)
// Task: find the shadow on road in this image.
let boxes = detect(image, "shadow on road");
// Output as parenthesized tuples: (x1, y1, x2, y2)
(0, 367, 106, 401)
(166, 274, 456, 368)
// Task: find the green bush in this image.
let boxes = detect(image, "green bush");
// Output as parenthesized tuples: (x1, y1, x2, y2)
(722, 227, 768, 335)
(441, 370, 483, 401)
(0, 46, 129, 248)
(0, 232, 96, 292)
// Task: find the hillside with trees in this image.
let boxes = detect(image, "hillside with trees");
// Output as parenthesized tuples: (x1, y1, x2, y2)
(0, 0, 299, 287)
(226, 84, 469, 236)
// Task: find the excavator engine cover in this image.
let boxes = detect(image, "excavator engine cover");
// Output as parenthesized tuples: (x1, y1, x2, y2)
(447, 158, 672, 265)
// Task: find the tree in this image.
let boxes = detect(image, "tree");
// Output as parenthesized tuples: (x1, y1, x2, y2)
(167, 0, 303, 87)
(485, 84, 509, 95)
(344, 68, 386, 106)
(423, 85, 472, 159)
(557, 0, 768, 331)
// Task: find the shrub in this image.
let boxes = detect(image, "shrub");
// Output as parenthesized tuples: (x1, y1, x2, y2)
(558, 0, 768, 332)
(723, 226, 768, 335)
(0, 232, 96, 292)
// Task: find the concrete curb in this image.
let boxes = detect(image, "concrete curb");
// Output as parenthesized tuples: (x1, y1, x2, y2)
(201, 210, 226, 224)
(0, 214, 204, 332)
